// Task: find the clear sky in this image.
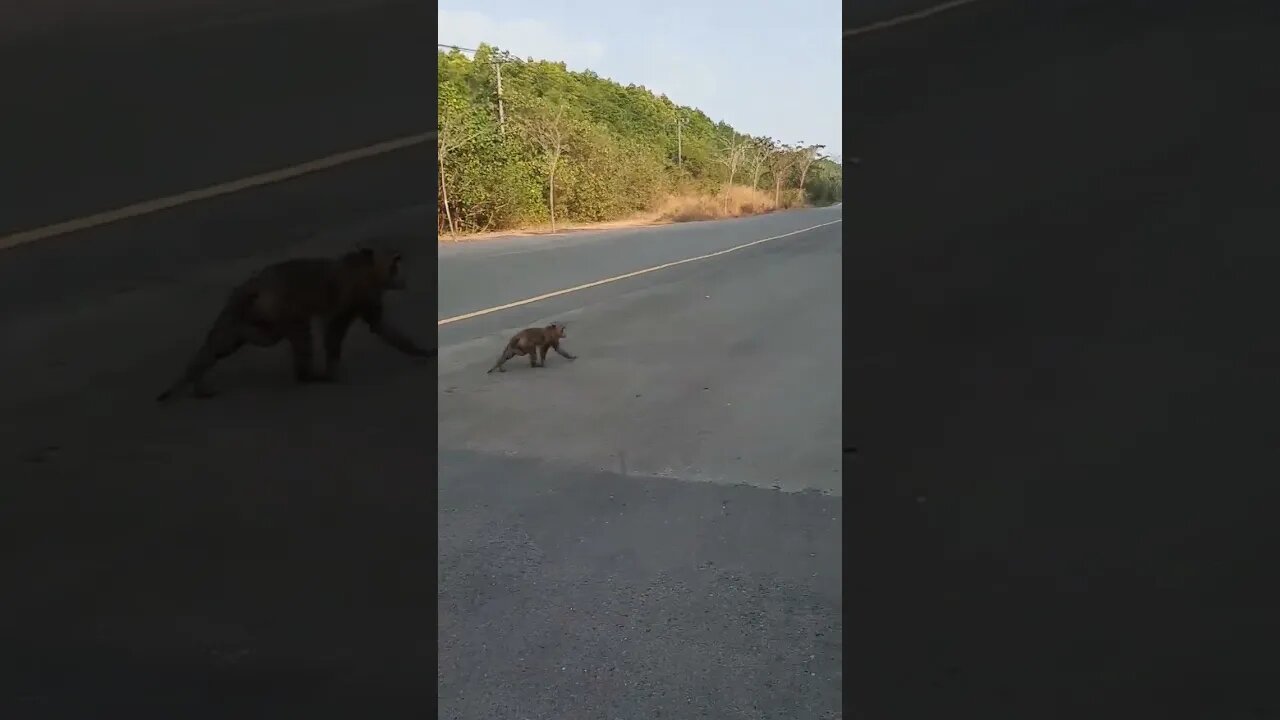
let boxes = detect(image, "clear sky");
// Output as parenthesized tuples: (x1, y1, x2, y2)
(438, 0, 842, 159)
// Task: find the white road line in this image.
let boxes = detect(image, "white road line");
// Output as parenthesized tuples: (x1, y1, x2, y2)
(0, 131, 432, 251)
(438, 217, 843, 326)
(844, 0, 986, 37)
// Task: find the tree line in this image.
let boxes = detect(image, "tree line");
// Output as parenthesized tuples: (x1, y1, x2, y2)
(438, 44, 843, 238)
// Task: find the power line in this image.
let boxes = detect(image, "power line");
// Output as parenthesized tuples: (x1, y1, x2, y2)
(439, 43, 520, 135)
(438, 43, 520, 62)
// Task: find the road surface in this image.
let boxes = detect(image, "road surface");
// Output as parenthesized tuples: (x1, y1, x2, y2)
(0, 204, 842, 717)
(844, 0, 981, 30)
(0, 0, 427, 241)
(438, 207, 843, 718)
(0, 3, 431, 717)
(849, 0, 1280, 717)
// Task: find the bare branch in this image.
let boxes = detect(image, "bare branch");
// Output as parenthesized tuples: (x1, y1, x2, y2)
(793, 143, 827, 190)
(768, 143, 799, 208)
(745, 137, 772, 189)
(715, 132, 753, 190)
(515, 100, 572, 232)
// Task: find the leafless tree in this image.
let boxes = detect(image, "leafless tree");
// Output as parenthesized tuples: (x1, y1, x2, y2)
(716, 132, 752, 188)
(715, 132, 754, 211)
(437, 106, 481, 241)
(517, 101, 571, 232)
(768, 143, 797, 208)
(794, 143, 827, 191)
(746, 137, 773, 189)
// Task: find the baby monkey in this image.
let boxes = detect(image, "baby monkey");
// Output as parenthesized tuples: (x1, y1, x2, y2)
(487, 322, 577, 373)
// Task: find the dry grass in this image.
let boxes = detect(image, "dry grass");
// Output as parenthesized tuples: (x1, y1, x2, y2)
(656, 185, 807, 223)
(438, 185, 809, 243)
(438, 215, 668, 243)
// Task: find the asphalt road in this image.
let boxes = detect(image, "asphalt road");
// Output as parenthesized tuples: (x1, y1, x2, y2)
(0, 0, 402, 43)
(0, 0, 427, 238)
(438, 207, 844, 718)
(0, 209, 438, 719)
(0, 205, 842, 717)
(0, 3, 432, 717)
(844, 0, 979, 29)
(850, 0, 1280, 717)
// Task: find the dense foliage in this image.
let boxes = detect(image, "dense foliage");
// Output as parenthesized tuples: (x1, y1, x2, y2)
(438, 45, 842, 236)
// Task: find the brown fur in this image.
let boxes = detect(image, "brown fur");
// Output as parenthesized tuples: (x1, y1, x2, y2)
(487, 322, 577, 373)
(156, 247, 433, 401)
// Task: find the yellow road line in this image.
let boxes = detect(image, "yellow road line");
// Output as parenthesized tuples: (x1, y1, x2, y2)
(0, 131, 432, 251)
(438, 217, 843, 326)
(844, 0, 986, 37)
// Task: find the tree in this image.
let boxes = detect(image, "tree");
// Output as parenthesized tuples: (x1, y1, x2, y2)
(516, 99, 571, 232)
(714, 131, 753, 212)
(793, 143, 827, 191)
(438, 83, 484, 241)
(745, 137, 773, 189)
(436, 47, 828, 234)
(767, 143, 797, 208)
(804, 157, 843, 206)
(715, 131, 752, 188)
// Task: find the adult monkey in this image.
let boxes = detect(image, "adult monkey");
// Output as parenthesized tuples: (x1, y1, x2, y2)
(156, 246, 433, 401)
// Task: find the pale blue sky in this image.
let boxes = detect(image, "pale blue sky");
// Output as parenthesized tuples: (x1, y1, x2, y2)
(439, 0, 842, 159)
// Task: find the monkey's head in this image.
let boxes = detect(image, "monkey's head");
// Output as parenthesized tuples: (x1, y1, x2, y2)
(351, 247, 406, 290)
(546, 322, 567, 339)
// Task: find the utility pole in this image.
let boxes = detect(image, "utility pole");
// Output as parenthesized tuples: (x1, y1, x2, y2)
(677, 117, 683, 166)
(438, 43, 517, 136)
(491, 50, 517, 137)
(672, 115, 688, 167)
(494, 60, 506, 134)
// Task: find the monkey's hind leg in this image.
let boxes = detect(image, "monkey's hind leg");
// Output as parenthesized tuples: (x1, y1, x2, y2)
(323, 315, 353, 380)
(286, 322, 330, 384)
(487, 345, 517, 374)
(156, 320, 254, 402)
